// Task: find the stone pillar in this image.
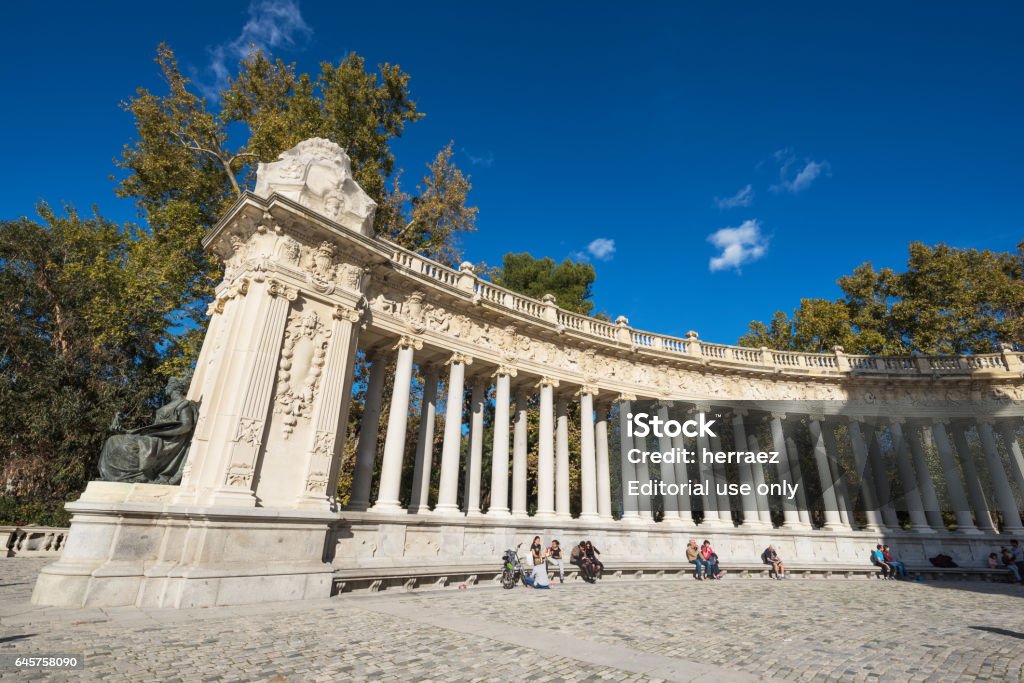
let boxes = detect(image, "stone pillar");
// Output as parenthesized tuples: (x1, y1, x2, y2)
(769, 414, 801, 527)
(511, 387, 530, 517)
(820, 421, 855, 528)
(669, 413, 694, 526)
(463, 378, 486, 515)
(348, 349, 388, 511)
(997, 421, 1024, 502)
(730, 411, 760, 527)
(595, 398, 613, 520)
(708, 429, 733, 526)
(782, 422, 811, 526)
(847, 419, 884, 530)
(866, 425, 900, 528)
(295, 303, 362, 510)
(372, 336, 422, 512)
(930, 420, 978, 533)
(619, 396, 640, 521)
(488, 367, 515, 516)
(887, 420, 932, 531)
(655, 401, 681, 524)
(536, 378, 557, 517)
(577, 386, 600, 520)
(808, 417, 843, 530)
(904, 421, 945, 530)
(407, 365, 439, 514)
(693, 405, 721, 526)
(633, 430, 654, 522)
(977, 419, 1024, 533)
(950, 422, 997, 532)
(434, 353, 472, 515)
(744, 430, 774, 526)
(555, 393, 571, 518)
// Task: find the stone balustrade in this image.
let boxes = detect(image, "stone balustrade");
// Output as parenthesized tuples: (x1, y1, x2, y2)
(4, 527, 67, 557)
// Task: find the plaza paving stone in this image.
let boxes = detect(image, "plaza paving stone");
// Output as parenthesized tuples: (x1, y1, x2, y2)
(1, 559, 1022, 682)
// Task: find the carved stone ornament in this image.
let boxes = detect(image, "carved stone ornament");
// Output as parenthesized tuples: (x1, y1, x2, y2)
(208, 278, 249, 316)
(234, 417, 264, 448)
(274, 310, 332, 438)
(311, 432, 335, 460)
(253, 138, 377, 236)
(306, 241, 338, 294)
(333, 303, 363, 324)
(305, 471, 328, 495)
(225, 462, 254, 488)
(267, 278, 299, 301)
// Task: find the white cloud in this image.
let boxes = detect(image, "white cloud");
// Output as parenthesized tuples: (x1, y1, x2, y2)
(770, 149, 830, 194)
(569, 237, 616, 262)
(461, 148, 494, 168)
(707, 219, 769, 273)
(199, 0, 312, 100)
(714, 184, 754, 209)
(586, 238, 616, 261)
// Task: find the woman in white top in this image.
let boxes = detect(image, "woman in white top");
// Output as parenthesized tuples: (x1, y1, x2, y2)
(529, 536, 551, 589)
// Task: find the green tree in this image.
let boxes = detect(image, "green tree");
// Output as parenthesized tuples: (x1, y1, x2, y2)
(0, 207, 173, 524)
(490, 253, 597, 315)
(740, 242, 1024, 354)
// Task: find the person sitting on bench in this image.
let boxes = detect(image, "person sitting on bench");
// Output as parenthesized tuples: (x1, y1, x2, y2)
(570, 541, 595, 583)
(701, 540, 721, 580)
(871, 545, 895, 579)
(882, 544, 907, 579)
(687, 539, 708, 580)
(997, 548, 1022, 583)
(584, 541, 604, 579)
(761, 545, 785, 579)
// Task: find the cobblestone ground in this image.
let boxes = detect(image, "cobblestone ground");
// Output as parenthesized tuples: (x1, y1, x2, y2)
(1, 559, 1023, 682)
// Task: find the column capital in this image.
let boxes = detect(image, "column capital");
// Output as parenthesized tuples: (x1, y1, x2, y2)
(731, 408, 749, 418)
(653, 399, 673, 410)
(616, 393, 637, 402)
(266, 278, 299, 301)
(976, 416, 995, 426)
(769, 411, 786, 421)
(930, 417, 950, 426)
(575, 384, 600, 398)
(536, 376, 560, 389)
(446, 352, 473, 366)
(887, 416, 907, 426)
(392, 335, 423, 351)
(333, 303, 363, 323)
(492, 364, 518, 378)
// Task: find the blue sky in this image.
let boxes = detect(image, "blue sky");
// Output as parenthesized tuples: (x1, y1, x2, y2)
(1, 2, 1021, 344)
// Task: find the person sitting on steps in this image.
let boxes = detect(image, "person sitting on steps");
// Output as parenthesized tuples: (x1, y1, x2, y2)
(871, 544, 895, 579)
(882, 544, 907, 579)
(761, 545, 785, 579)
(570, 541, 595, 583)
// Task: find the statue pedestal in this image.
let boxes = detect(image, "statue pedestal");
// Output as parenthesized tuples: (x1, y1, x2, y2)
(32, 482, 335, 608)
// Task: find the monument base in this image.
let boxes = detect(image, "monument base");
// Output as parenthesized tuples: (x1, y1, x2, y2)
(31, 482, 335, 608)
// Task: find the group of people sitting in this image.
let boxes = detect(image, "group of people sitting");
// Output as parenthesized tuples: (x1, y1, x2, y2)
(525, 537, 604, 588)
(988, 539, 1024, 583)
(685, 539, 722, 580)
(870, 544, 908, 579)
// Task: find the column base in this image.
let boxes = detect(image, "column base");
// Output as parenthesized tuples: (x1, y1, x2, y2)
(576, 513, 601, 522)
(910, 525, 938, 534)
(369, 500, 405, 514)
(487, 508, 511, 517)
(431, 504, 463, 517)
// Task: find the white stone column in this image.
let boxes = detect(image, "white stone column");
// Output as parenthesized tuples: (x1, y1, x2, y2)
(744, 429, 774, 526)
(633, 430, 654, 521)
(655, 401, 681, 524)
(536, 378, 557, 517)
(488, 367, 515, 516)
(619, 396, 640, 521)
(555, 393, 571, 518)
(808, 417, 843, 530)
(866, 425, 901, 528)
(847, 419, 884, 530)
(977, 419, 1024, 533)
(594, 398, 613, 520)
(434, 353, 472, 515)
(950, 422, 997, 532)
(820, 421, 855, 528)
(905, 421, 945, 530)
(577, 386, 599, 520)
(887, 420, 932, 532)
(407, 364, 439, 514)
(694, 405, 722, 526)
(348, 349, 388, 511)
(997, 421, 1024, 502)
(708, 430, 733, 526)
(782, 422, 811, 526)
(295, 304, 362, 510)
(372, 336, 422, 512)
(730, 411, 760, 527)
(669, 411, 694, 525)
(769, 414, 802, 527)
(511, 387, 530, 517)
(463, 378, 486, 515)
(930, 420, 978, 533)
